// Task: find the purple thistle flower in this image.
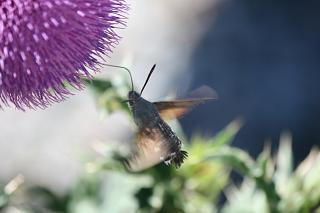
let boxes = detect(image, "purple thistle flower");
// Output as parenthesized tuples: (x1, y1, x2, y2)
(0, 0, 127, 110)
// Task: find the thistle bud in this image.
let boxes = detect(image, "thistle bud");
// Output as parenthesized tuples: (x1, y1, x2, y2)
(0, 0, 127, 109)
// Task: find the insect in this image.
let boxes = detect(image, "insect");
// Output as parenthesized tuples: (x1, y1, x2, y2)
(105, 64, 216, 172)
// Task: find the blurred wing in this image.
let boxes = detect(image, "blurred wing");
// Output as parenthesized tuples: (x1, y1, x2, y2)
(124, 128, 170, 172)
(154, 85, 217, 120)
(154, 99, 212, 120)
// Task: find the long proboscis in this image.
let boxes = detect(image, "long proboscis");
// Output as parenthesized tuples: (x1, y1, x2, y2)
(100, 63, 134, 91)
(140, 64, 156, 96)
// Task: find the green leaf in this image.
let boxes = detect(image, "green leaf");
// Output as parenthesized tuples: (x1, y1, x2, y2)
(208, 119, 243, 148)
(0, 192, 8, 209)
(274, 133, 293, 188)
(256, 143, 273, 178)
(205, 147, 254, 176)
(84, 78, 113, 95)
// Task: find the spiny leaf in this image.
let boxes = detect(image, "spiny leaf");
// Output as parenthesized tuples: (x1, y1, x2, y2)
(275, 133, 293, 186)
(205, 147, 254, 175)
(256, 143, 273, 178)
(208, 119, 243, 148)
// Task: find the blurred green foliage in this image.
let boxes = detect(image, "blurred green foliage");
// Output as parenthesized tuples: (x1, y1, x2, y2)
(1, 77, 319, 213)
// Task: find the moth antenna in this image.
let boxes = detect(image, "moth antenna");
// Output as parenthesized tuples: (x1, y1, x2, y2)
(140, 64, 156, 96)
(100, 63, 134, 91)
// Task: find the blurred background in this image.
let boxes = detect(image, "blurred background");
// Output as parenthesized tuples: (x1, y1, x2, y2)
(182, 0, 320, 164)
(1, 0, 320, 212)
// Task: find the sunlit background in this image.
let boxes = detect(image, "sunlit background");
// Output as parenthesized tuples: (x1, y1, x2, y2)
(1, 0, 319, 212)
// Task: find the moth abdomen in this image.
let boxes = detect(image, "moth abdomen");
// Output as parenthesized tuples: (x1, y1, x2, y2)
(156, 118, 188, 168)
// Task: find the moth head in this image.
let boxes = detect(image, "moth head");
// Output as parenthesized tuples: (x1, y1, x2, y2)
(128, 91, 140, 101)
(127, 64, 157, 103)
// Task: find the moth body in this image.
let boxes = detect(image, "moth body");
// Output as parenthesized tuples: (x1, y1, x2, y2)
(127, 91, 188, 169)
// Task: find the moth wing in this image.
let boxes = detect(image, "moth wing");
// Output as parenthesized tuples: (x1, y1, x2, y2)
(154, 85, 217, 120)
(153, 100, 210, 120)
(124, 128, 171, 172)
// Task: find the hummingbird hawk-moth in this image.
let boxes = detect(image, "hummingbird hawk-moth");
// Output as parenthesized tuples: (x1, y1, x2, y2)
(105, 64, 216, 172)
